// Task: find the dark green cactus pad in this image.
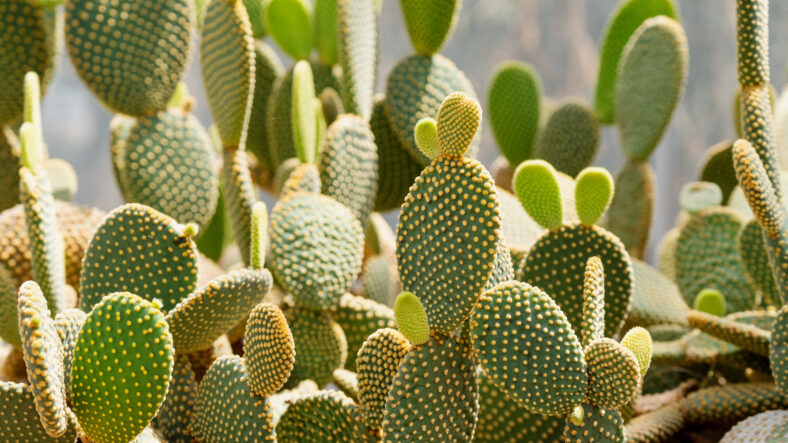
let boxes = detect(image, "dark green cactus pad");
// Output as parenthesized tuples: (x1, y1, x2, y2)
(191, 355, 275, 442)
(20, 172, 68, 316)
(196, 184, 233, 262)
(166, 268, 273, 353)
(624, 403, 684, 443)
(700, 140, 737, 204)
(151, 355, 198, 442)
(361, 255, 395, 305)
(243, 302, 295, 397)
(334, 293, 395, 370)
(315, 0, 338, 65)
(487, 61, 542, 166)
(357, 328, 410, 429)
(593, 0, 677, 124)
(247, 42, 284, 179)
(332, 368, 359, 402)
(770, 304, 788, 394)
(397, 156, 500, 335)
(657, 227, 679, 281)
(337, 0, 377, 119)
(320, 87, 345, 125)
(270, 193, 364, 311)
(71, 292, 174, 443)
(0, 381, 78, 443)
(0, 129, 20, 212)
(722, 410, 788, 442)
(385, 54, 477, 165)
(243, 0, 266, 37)
(629, 259, 689, 327)
(584, 338, 640, 410)
(604, 160, 655, 260)
(0, 265, 18, 347)
(319, 115, 379, 224)
(687, 309, 770, 356)
(741, 85, 782, 200)
(222, 148, 257, 267)
(580, 256, 605, 348)
(474, 371, 564, 443)
(740, 219, 781, 307)
(200, 0, 255, 147)
(683, 382, 788, 425)
(370, 95, 423, 212)
(79, 203, 199, 313)
(17, 281, 68, 438)
(279, 163, 322, 199)
(563, 403, 625, 443)
(534, 100, 600, 177)
(286, 307, 347, 388)
(674, 207, 756, 312)
(276, 390, 358, 442)
(737, 0, 769, 87)
(53, 308, 85, 399)
(471, 281, 587, 415)
(0, 0, 58, 125)
(65, 0, 192, 116)
(119, 109, 218, 229)
(381, 335, 478, 442)
(398, 0, 460, 56)
(265, 0, 312, 61)
(484, 236, 514, 292)
(518, 223, 634, 338)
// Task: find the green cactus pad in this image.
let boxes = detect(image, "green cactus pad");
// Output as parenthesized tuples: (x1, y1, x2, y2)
(436, 92, 482, 158)
(471, 281, 587, 415)
(292, 61, 318, 165)
(683, 382, 788, 425)
(246, 42, 284, 177)
(740, 220, 781, 307)
(0, 129, 21, 212)
(53, 308, 85, 399)
(721, 410, 788, 442)
(361, 255, 395, 305)
(337, 0, 377, 119)
(151, 355, 198, 442)
(79, 203, 199, 313)
(679, 181, 724, 215)
(393, 292, 430, 345)
(65, 0, 192, 116)
(518, 223, 634, 338)
(270, 193, 363, 311)
(71, 292, 174, 443)
(286, 307, 347, 388)
(357, 328, 410, 428)
(222, 148, 257, 266)
(0, 381, 78, 443)
(320, 87, 344, 125)
(265, 0, 312, 60)
(737, 0, 769, 87)
(693, 288, 727, 316)
(629, 259, 690, 327)
(534, 100, 600, 177)
(562, 403, 625, 443)
(414, 118, 439, 160)
(769, 304, 788, 394)
(166, 268, 273, 353)
(314, 0, 338, 64)
(621, 326, 653, 377)
(604, 161, 655, 260)
(332, 368, 359, 402)
(657, 227, 679, 280)
(687, 309, 769, 357)
(279, 163, 322, 199)
(700, 140, 737, 204)
(741, 85, 782, 200)
(17, 281, 68, 438)
(580, 257, 605, 348)
(276, 390, 358, 442)
(319, 115, 379, 224)
(385, 54, 477, 165)
(624, 403, 684, 443)
(370, 96, 423, 211)
(0, 265, 19, 347)
(332, 293, 394, 370)
(616, 16, 688, 161)
(484, 236, 514, 292)
(191, 355, 275, 442)
(396, 156, 500, 335)
(201, 0, 255, 147)
(398, 0, 460, 56)
(381, 335, 478, 442)
(575, 167, 614, 226)
(119, 109, 218, 229)
(674, 207, 756, 311)
(513, 159, 563, 231)
(243, 302, 295, 397)
(584, 338, 640, 409)
(487, 61, 542, 166)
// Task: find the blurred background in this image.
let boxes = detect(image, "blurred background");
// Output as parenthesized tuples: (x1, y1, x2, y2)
(40, 0, 788, 262)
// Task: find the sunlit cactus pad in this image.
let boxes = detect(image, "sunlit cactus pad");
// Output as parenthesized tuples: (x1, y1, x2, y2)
(0, 381, 78, 443)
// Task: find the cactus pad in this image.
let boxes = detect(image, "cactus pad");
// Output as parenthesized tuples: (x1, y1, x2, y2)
(414, 118, 439, 160)
(721, 410, 788, 442)
(616, 16, 687, 161)
(737, 0, 769, 87)
(286, 307, 347, 388)
(361, 255, 395, 305)
(629, 259, 690, 326)
(357, 328, 410, 428)
(151, 355, 198, 442)
(396, 156, 500, 335)
(471, 281, 587, 415)
(71, 292, 174, 443)
(700, 140, 737, 204)
(518, 223, 633, 338)
(740, 219, 781, 307)
(276, 390, 358, 442)
(314, 0, 338, 65)
(243, 303, 295, 397)
(265, 0, 313, 61)
(436, 92, 482, 158)
(679, 181, 723, 215)
(604, 160, 655, 259)
(292, 61, 318, 164)
(279, 163, 322, 199)
(398, 0, 460, 56)
(337, 0, 377, 119)
(333, 293, 395, 370)
(769, 304, 788, 394)
(694, 288, 727, 317)
(79, 203, 199, 313)
(191, 355, 275, 442)
(65, 0, 193, 116)
(332, 368, 359, 402)
(580, 256, 605, 348)
(0, 381, 78, 443)
(741, 85, 782, 201)
(575, 167, 614, 226)
(562, 403, 625, 443)
(534, 100, 600, 177)
(222, 148, 257, 266)
(513, 159, 563, 231)
(381, 335, 478, 442)
(393, 292, 430, 345)
(247, 42, 284, 175)
(53, 308, 85, 399)
(683, 382, 788, 425)
(621, 326, 653, 377)
(624, 403, 684, 443)
(584, 337, 640, 409)
(0, 129, 20, 211)
(270, 193, 364, 311)
(688, 309, 769, 356)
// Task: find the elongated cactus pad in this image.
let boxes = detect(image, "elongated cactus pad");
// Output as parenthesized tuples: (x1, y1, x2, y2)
(700, 140, 737, 204)
(276, 390, 358, 442)
(286, 307, 347, 388)
(534, 100, 600, 177)
(243, 303, 295, 397)
(513, 159, 563, 231)
(333, 293, 395, 370)
(518, 223, 633, 338)
(585, 338, 640, 409)
(191, 355, 275, 442)
(575, 167, 614, 226)
(471, 281, 587, 415)
(71, 292, 174, 443)
(247, 42, 284, 177)
(396, 155, 500, 335)
(769, 304, 788, 394)
(65, 0, 192, 116)
(0, 381, 78, 443)
(616, 16, 687, 161)
(562, 403, 625, 443)
(222, 148, 257, 266)
(721, 410, 788, 442)
(398, 0, 460, 56)
(53, 308, 85, 399)
(604, 160, 655, 259)
(0, 129, 21, 212)
(151, 355, 198, 442)
(741, 85, 782, 201)
(629, 259, 689, 326)
(740, 220, 781, 307)
(265, 0, 313, 61)
(683, 382, 788, 425)
(314, 0, 338, 64)
(688, 309, 770, 357)
(17, 281, 68, 438)
(737, 0, 769, 87)
(292, 61, 318, 164)
(580, 257, 605, 348)
(381, 335, 478, 442)
(79, 203, 199, 313)
(201, 0, 255, 147)
(624, 403, 684, 443)
(357, 328, 410, 428)
(488, 61, 542, 166)
(337, 0, 377, 119)
(332, 368, 359, 402)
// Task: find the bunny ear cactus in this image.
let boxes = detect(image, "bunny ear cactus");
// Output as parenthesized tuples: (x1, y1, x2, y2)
(0, 381, 78, 442)
(563, 403, 625, 442)
(356, 327, 411, 429)
(265, 0, 313, 61)
(246, 42, 285, 182)
(398, 0, 461, 57)
(700, 140, 738, 204)
(332, 293, 395, 371)
(628, 259, 690, 326)
(579, 257, 606, 348)
(53, 308, 85, 399)
(686, 309, 770, 357)
(534, 99, 600, 177)
(276, 390, 358, 442)
(740, 219, 782, 307)
(584, 338, 641, 410)
(604, 159, 656, 259)
(337, 0, 378, 119)
(150, 355, 198, 442)
(693, 287, 727, 316)
(243, 302, 296, 397)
